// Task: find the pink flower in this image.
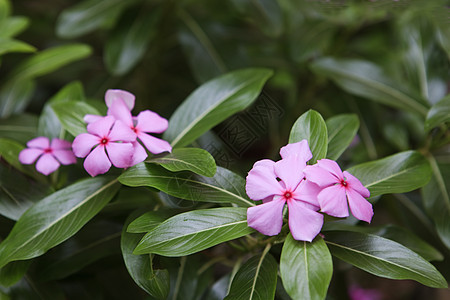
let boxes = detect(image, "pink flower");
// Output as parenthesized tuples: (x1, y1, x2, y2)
(84, 89, 135, 124)
(18, 137, 76, 175)
(72, 116, 136, 177)
(245, 141, 324, 242)
(304, 159, 373, 222)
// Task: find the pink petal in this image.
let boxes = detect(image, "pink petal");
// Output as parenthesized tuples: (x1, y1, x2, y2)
(72, 133, 100, 158)
(105, 89, 135, 110)
(247, 197, 285, 236)
(19, 148, 43, 164)
(344, 171, 370, 198)
(105, 142, 134, 168)
(293, 179, 321, 207)
(83, 114, 103, 124)
(53, 150, 77, 165)
(83, 145, 111, 177)
(274, 155, 306, 191)
(245, 159, 283, 200)
(107, 98, 133, 127)
(87, 116, 114, 138)
(50, 138, 71, 150)
(136, 110, 169, 133)
(303, 164, 339, 187)
(279, 140, 312, 162)
(287, 199, 323, 242)
(316, 159, 343, 180)
(130, 141, 148, 166)
(35, 153, 60, 175)
(317, 185, 349, 218)
(27, 136, 49, 149)
(108, 120, 136, 142)
(346, 188, 373, 223)
(138, 133, 172, 154)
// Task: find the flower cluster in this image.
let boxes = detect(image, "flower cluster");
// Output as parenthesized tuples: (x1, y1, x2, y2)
(245, 140, 372, 242)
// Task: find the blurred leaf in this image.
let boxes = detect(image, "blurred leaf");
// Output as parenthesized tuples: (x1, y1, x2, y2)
(326, 114, 359, 160)
(346, 151, 432, 197)
(325, 230, 447, 288)
(0, 260, 31, 287)
(381, 122, 409, 151)
(119, 163, 253, 207)
(0, 113, 37, 144)
(280, 235, 332, 300)
(0, 0, 10, 20)
(425, 94, 450, 131)
(164, 68, 273, 148)
(56, 0, 137, 38)
(225, 250, 277, 300)
(149, 148, 216, 177)
(134, 207, 254, 256)
(0, 38, 35, 56)
(289, 109, 327, 163)
(52, 100, 99, 137)
(0, 16, 29, 38)
(127, 209, 178, 233)
(0, 177, 119, 268)
(2, 275, 64, 300)
(311, 57, 429, 116)
(166, 256, 202, 300)
(205, 275, 230, 300)
(0, 80, 35, 118)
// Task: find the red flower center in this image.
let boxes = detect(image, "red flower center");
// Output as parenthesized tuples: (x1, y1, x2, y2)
(284, 191, 293, 199)
(340, 179, 347, 187)
(100, 138, 109, 145)
(43, 148, 52, 154)
(132, 126, 138, 134)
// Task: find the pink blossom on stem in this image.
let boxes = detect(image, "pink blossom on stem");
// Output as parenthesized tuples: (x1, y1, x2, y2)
(72, 116, 136, 177)
(304, 159, 373, 222)
(19, 137, 76, 175)
(83, 89, 136, 124)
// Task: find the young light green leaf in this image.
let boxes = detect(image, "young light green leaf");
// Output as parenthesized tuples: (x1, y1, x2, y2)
(0, 80, 35, 118)
(280, 234, 332, 300)
(52, 100, 100, 137)
(425, 95, 450, 131)
(127, 209, 178, 233)
(346, 150, 431, 197)
(134, 207, 254, 256)
(310, 57, 429, 116)
(326, 114, 359, 160)
(163, 68, 273, 148)
(149, 148, 217, 177)
(0, 113, 37, 143)
(0, 38, 35, 56)
(225, 250, 278, 300)
(324, 230, 447, 288)
(0, 16, 29, 38)
(289, 109, 327, 163)
(0, 177, 120, 268)
(119, 163, 253, 207)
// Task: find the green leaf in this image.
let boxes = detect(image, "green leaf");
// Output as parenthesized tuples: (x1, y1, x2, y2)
(289, 109, 327, 163)
(280, 235, 332, 300)
(225, 250, 278, 300)
(324, 230, 447, 288)
(119, 163, 253, 207)
(346, 151, 432, 197)
(134, 207, 254, 256)
(163, 68, 273, 148)
(56, 0, 136, 38)
(0, 113, 37, 144)
(0, 80, 35, 118)
(326, 114, 359, 160)
(121, 211, 170, 299)
(0, 177, 120, 268)
(149, 148, 217, 177)
(8, 44, 92, 82)
(0, 16, 29, 38)
(0, 260, 32, 287)
(127, 209, 178, 233)
(425, 95, 450, 131)
(52, 100, 100, 137)
(0, 38, 35, 56)
(310, 57, 429, 116)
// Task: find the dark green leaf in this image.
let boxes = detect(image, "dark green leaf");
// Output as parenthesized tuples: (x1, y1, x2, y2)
(163, 68, 273, 148)
(326, 114, 359, 160)
(289, 109, 327, 163)
(280, 235, 332, 300)
(0, 38, 35, 56)
(0, 80, 35, 118)
(425, 95, 450, 131)
(324, 230, 447, 288)
(52, 100, 100, 137)
(0, 113, 37, 144)
(0, 260, 32, 287)
(134, 207, 254, 256)
(0, 177, 120, 268)
(127, 209, 178, 233)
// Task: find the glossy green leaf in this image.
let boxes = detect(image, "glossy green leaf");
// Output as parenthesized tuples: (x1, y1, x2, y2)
(0, 38, 35, 56)
(280, 235, 332, 300)
(326, 114, 359, 160)
(149, 148, 217, 177)
(134, 207, 254, 256)
(0, 113, 37, 144)
(119, 163, 253, 207)
(289, 109, 327, 163)
(324, 231, 447, 288)
(52, 100, 100, 137)
(225, 251, 278, 300)
(127, 209, 178, 233)
(0, 16, 29, 38)
(0, 177, 120, 268)
(425, 95, 450, 131)
(164, 68, 273, 148)
(0, 260, 32, 287)
(310, 57, 429, 116)
(0, 80, 35, 118)
(121, 212, 170, 299)
(346, 151, 431, 197)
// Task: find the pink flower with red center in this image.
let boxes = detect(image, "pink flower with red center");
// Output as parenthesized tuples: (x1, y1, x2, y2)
(18, 137, 76, 175)
(72, 116, 136, 177)
(304, 159, 373, 222)
(245, 140, 324, 242)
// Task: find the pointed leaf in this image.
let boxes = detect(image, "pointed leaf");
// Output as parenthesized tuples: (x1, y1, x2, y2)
(52, 100, 100, 137)
(425, 95, 450, 131)
(127, 209, 178, 233)
(0, 38, 35, 56)
(0, 16, 29, 38)
(326, 114, 359, 160)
